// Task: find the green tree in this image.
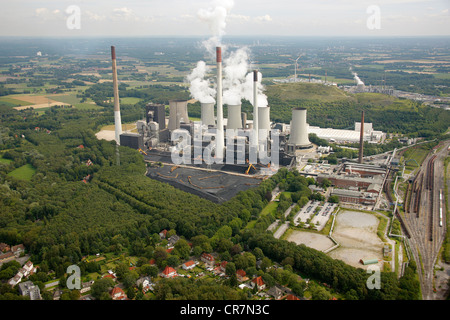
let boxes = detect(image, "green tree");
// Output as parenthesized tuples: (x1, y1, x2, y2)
(91, 278, 114, 300)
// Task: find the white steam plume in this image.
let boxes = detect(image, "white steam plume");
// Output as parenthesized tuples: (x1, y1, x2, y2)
(197, 0, 235, 56)
(186, 61, 216, 104)
(352, 71, 364, 86)
(242, 71, 268, 108)
(222, 47, 250, 105)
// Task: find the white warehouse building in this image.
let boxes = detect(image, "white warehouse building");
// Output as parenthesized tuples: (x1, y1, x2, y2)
(307, 122, 384, 144)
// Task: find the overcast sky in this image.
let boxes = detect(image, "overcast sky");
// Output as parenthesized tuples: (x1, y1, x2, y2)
(1, 0, 449, 37)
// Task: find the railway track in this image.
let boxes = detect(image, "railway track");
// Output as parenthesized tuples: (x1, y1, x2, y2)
(398, 141, 448, 299)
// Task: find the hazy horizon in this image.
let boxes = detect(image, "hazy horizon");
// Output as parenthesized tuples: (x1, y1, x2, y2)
(1, 0, 449, 38)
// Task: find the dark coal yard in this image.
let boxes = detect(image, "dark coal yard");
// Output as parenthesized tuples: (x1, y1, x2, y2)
(144, 150, 264, 203)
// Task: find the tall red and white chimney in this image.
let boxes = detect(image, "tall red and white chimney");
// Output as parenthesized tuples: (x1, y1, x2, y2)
(216, 47, 224, 160)
(252, 70, 259, 149)
(111, 46, 122, 145)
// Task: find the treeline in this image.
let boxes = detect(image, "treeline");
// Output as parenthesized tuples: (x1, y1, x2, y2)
(0, 99, 423, 300)
(267, 93, 450, 138)
(82, 82, 190, 107)
(243, 231, 421, 300)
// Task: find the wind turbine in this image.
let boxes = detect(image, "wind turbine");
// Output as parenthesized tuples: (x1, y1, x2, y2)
(289, 54, 302, 82)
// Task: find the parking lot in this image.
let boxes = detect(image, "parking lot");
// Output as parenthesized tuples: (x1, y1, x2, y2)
(293, 201, 336, 230)
(311, 202, 337, 231)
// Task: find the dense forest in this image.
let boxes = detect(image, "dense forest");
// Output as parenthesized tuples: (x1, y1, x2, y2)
(0, 102, 424, 300)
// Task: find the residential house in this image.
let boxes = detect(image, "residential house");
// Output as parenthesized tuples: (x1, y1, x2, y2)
(80, 281, 94, 294)
(201, 253, 215, 266)
(103, 273, 116, 281)
(8, 274, 22, 287)
(267, 286, 284, 300)
(251, 276, 266, 291)
(110, 287, 127, 300)
(168, 235, 180, 246)
(53, 289, 63, 300)
(0, 243, 10, 253)
(159, 229, 167, 239)
(18, 281, 41, 300)
(166, 247, 174, 254)
(236, 269, 247, 282)
(161, 266, 177, 278)
(23, 261, 35, 277)
(220, 261, 228, 273)
(136, 276, 154, 293)
(286, 294, 300, 300)
(148, 259, 156, 266)
(11, 244, 25, 257)
(182, 260, 196, 271)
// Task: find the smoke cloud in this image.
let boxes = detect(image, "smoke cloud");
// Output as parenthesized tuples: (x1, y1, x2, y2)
(186, 61, 216, 104)
(351, 71, 364, 86)
(222, 47, 250, 105)
(187, 0, 268, 108)
(197, 0, 234, 56)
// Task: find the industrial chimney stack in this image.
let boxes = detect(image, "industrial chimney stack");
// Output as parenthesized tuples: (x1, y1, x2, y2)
(252, 70, 259, 149)
(216, 47, 224, 160)
(358, 111, 364, 164)
(111, 46, 122, 145)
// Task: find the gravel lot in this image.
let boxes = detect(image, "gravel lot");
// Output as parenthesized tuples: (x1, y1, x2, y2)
(328, 210, 384, 269)
(286, 231, 335, 252)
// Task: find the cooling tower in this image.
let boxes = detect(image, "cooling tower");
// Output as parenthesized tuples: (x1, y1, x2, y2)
(258, 106, 270, 141)
(226, 104, 242, 130)
(288, 107, 312, 150)
(201, 102, 215, 127)
(111, 46, 122, 145)
(168, 99, 189, 131)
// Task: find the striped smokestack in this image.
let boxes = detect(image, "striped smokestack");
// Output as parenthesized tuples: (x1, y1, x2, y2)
(359, 111, 364, 164)
(111, 46, 122, 145)
(252, 70, 259, 151)
(215, 47, 224, 160)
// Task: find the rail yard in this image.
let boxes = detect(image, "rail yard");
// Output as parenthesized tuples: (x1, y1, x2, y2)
(391, 140, 449, 300)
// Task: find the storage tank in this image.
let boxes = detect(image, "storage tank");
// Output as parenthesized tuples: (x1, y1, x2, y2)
(226, 104, 242, 130)
(168, 99, 189, 131)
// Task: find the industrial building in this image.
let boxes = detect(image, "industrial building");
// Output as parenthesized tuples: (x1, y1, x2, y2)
(330, 189, 377, 205)
(307, 122, 384, 144)
(108, 43, 387, 206)
(317, 173, 384, 189)
(341, 162, 386, 177)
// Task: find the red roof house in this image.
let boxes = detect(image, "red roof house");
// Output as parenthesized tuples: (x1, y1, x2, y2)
(201, 253, 215, 266)
(110, 287, 127, 300)
(236, 269, 247, 281)
(161, 266, 177, 278)
(251, 276, 266, 291)
(182, 260, 196, 270)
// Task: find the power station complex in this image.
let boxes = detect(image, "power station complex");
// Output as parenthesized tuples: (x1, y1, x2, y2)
(108, 45, 387, 204)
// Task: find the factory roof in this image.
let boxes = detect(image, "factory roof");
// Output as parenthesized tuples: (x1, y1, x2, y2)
(318, 173, 383, 184)
(331, 188, 376, 199)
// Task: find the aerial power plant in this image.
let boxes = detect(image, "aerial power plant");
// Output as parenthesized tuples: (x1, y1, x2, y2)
(110, 42, 386, 204)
